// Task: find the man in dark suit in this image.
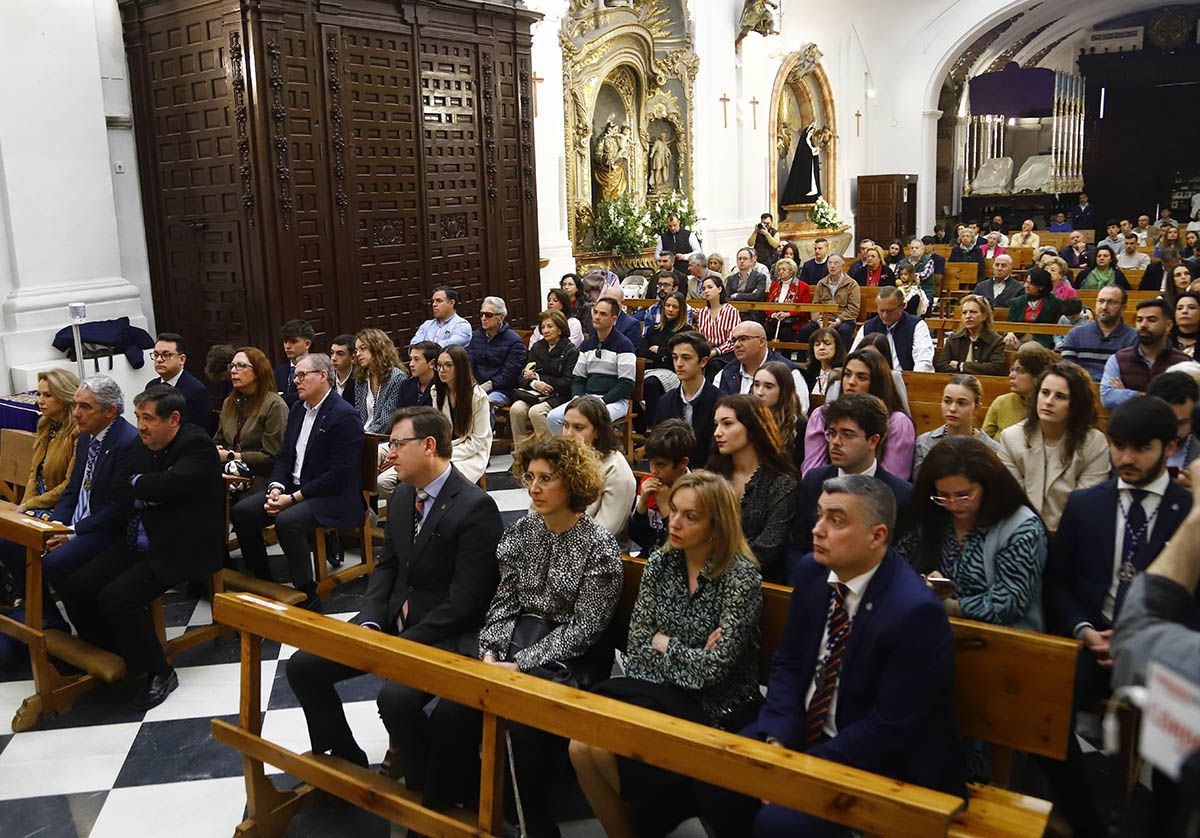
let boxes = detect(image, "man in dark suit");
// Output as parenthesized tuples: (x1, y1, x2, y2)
(0, 376, 139, 613)
(1138, 248, 1200, 292)
(702, 475, 964, 836)
(59, 386, 224, 709)
(286, 406, 502, 769)
(654, 332, 721, 466)
(329, 333, 356, 406)
(274, 319, 314, 407)
(1044, 397, 1194, 836)
(715, 321, 809, 413)
(1057, 230, 1095, 270)
(231, 353, 364, 607)
(788, 394, 912, 562)
(146, 332, 213, 433)
(1070, 192, 1096, 233)
(398, 341, 440, 408)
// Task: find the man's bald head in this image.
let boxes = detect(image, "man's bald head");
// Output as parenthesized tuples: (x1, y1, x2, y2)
(731, 321, 767, 364)
(600, 284, 625, 302)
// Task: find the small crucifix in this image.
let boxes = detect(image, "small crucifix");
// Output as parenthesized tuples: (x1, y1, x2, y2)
(854, 109, 862, 137)
(719, 93, 730, 128)
(531, 73, 544, 117)
(749, 97, 760, 129)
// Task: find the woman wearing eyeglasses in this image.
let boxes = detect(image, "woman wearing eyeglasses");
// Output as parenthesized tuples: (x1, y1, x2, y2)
(708, 394, 798, 581)
(354, 328, 408, 434)
(559, 395, 636, 540)
(433, 345, 493, 485)
(416, 435, 622, 835)
(898, 436, 1047, 631)
(214, 347, 289, 490)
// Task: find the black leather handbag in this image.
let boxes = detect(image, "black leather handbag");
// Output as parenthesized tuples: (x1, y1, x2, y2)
(505, 614, 612, 691)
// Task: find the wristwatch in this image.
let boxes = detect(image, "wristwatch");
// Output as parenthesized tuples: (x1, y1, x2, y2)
(226, 450, 237, 462)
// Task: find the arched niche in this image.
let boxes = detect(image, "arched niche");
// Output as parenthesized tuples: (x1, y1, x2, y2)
(768, 45, 838, 219)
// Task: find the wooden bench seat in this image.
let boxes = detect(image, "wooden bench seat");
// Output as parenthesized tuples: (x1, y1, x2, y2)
(901, 371, 1107, 435)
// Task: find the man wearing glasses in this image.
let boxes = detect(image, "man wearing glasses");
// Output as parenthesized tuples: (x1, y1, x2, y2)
(715, 321, 810, 415)
(286, 406, 501, 770)
(787, 393, 912, 562)
(230, 353, 364, 609)
(410, 286, 472, 348)
(146, 331, 213, 432)
(467, 296, 527, 405)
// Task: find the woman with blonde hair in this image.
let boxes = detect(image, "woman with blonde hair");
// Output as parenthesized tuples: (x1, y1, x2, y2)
(848, 244, 896, 288)
(354, 328, 407, 433)
(416, 435, 623, 835)
(707, 252, 726, 276)
(17, 368, 80, 516)
(214, 347, 289, 489)
(935, 294, 1007, 376)
(1041, 255, 1078, 300)
(433, 344, 492, 484)
(570, 470, 763, 838)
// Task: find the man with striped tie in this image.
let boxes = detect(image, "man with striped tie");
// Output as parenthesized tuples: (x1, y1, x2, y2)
(702, 475, 965, 837)
(286, 406, 502, 770)
(0, 376, 138, 621)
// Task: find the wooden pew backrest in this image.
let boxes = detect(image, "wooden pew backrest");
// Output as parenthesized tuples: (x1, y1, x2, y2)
(0, 429, 36, 502)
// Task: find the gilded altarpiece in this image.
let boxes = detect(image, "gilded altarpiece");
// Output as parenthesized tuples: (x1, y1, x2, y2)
(561, 0, 698, 251)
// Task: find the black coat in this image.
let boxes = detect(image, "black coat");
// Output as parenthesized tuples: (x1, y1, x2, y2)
(949, 245, 985, 282)
(527, 337, 580, 408)
(654, 381, 721, 467)
(638, 324, 686, 370)
(848, 262, 896, 287)
(789, 463, 912, 556)
(356, 466, 503, 654)
(274, 361, 300, 407)
(146, 369, 215, 434)
(115, 423, 225, 581)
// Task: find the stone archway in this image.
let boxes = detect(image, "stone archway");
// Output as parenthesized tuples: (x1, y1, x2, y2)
(768, 44, 838, 219)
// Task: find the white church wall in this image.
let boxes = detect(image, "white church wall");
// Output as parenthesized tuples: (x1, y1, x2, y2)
(0, 0, 150, 398)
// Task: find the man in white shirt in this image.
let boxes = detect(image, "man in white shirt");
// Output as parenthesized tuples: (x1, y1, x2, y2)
(410, 286, 471, 348)
(1135, 214, 1160, 246)
(1009, 219, 1039, 249)
(1116, 233, 1151, 271)
(849, 286, 935, 372)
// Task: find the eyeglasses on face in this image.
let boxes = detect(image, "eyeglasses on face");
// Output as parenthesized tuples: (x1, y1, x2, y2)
(730, 335, 760, 344)
(930, 490, 978, 507)
(387, 437, 425, 450)
(293, 370, 324, 381)
(479, 311, 499, 319)
(521, 472, 561, 490)
(435, 362, 455, 371)
(228, 362, 252, 372)
(823, 428, 861, 443)
(150, 351, 179, 361)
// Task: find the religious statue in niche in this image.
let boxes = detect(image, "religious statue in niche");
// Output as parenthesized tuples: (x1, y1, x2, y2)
(782, 125, 822, 203)
(593, 116, 632, 200)
(736, 0, 779, 48)
(649, 131, 674, 193)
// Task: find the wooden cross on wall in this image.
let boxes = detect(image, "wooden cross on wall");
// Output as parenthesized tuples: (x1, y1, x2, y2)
(750, 97, 760, 129)
(720, 93, 730, 128)
(855, 109, 862, 137)
(532, 74, 544, 117)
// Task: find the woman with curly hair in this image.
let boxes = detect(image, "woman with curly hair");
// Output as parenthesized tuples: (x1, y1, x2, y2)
(752, 361, 806, 470)
(432, 344, 492, 484)
(354, 327, 407, 433)
(214, 347, 289, 489)
(417, 435, 623, 835)
(708, 393, 798, 581)
(560, 395, 636, 539)
(570, 470, 763, 837)
(899, 435, 1047, 631)
(996, 361, 1109, 530)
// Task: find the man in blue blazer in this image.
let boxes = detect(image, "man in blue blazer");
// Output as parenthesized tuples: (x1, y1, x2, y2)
(788, 394, 911, 569)
(146, 332, 213, 433)
(715, 321, 810, 415)
(231, 353, 364, 608)
(0, 376, 139, 618)
(703, 475, 964, 837)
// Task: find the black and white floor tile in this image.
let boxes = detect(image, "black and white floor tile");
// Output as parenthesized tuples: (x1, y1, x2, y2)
(0, 455, 704, 837)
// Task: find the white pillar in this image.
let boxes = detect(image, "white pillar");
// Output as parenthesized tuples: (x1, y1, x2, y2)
(917, 109, 943, 234)
(0, 1, 149, 395)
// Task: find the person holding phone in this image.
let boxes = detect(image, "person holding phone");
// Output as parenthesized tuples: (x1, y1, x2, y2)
(897, 435, 1047, 632)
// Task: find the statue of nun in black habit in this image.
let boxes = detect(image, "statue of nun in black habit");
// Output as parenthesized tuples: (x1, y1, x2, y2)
(781, 125, 821, 205)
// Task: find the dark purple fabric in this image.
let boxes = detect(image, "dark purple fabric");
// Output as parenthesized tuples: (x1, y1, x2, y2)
(969, 63, 1056, 117)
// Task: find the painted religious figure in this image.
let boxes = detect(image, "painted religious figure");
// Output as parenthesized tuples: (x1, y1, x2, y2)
(649, 132, 673, 192)
(736, 0, 779, 47)
(593, 117, 631, 200)
(782, 125, 821, 204)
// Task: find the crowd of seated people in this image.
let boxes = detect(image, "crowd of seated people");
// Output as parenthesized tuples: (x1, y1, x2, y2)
(15, 204, 1200, 836)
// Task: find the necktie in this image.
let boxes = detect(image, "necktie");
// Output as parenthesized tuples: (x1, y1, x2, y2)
(804, 583, 851, 745)
(72, 438, 103, 526)
(1113, 490, 1149, 620)
(413, 488, 429, 540)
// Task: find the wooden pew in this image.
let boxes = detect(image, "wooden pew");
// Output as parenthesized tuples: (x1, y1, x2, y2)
(214, 592, 969, 837)
(613, 358, 646, 463)
(1075, 288, 1157, 310)
(312, 432, 387, 600)
(901, 371, 1108, 435)
(213, 556, 1078, 837)
(0, 428, 36, 503)
(928, 244, 952, 260)
(941, 263, 980, 295)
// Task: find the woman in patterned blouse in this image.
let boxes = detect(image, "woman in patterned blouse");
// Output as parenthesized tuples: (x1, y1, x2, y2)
(419, 435, 622, 834)
(570, 470, 763, 838)
(898, 436, 1048, 631)
(707, 394, 799, 582)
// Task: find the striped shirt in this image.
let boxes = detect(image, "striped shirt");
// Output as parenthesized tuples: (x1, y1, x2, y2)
(695, 303, 740, 354)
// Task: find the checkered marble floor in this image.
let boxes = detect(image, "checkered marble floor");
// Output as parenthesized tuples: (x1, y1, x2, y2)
(0, 455, 703, 838)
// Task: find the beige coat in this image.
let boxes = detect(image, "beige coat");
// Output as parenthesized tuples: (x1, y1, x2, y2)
(812, 275, 861, 324)
(997, 422, 1110, 531)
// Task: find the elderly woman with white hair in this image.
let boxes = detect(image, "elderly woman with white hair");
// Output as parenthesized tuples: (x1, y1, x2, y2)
(467, 295, 528, 405)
